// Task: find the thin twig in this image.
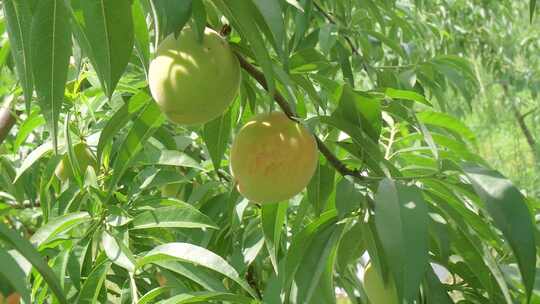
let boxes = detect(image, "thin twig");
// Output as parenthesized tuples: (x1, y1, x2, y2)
(236, 55, 296, 118)
(312, 1, 359, 56)
(521, 107, 538, 119)
(311, 1, 375, 82)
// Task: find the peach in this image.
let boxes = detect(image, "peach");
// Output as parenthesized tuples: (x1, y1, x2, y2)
(230, 112, 318, 203)
(148, 27, 240, 125)
(364, 264, 398, 304)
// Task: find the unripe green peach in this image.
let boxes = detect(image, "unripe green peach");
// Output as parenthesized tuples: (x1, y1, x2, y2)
(148, 27, 241, 125)
(230, 112, 318, 203)
(55, 143, 98, 181)
(364, 264, 398, 304)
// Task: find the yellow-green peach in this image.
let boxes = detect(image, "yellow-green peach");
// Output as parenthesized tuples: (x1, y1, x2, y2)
(230, 112, 318, 203)
(364, 264, 399, 304)
(148, 27, 240, 125)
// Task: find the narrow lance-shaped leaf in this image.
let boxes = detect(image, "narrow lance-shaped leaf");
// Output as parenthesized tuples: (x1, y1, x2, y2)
(0, 223, 68, 304)
(149, 0, 192, 44)
(30, 0, 72, 152)
(307, 160, 335, 216)
(252, 0, 286, 56)
(132, 0, 150, 74)
(284, 210, 338, 290)
(30, 212, 91, 247)
(77, 261, 111, 304)
(203, 109, 232, 171)
(79, 0, 134, 97)
(131, 204, 217, 230)
(462, 164, 537, 302)
(138, 242, 259, 299)
(212, 0, 275, 94)
(101, 231, 136, 272)
(107, 102, 165, 200)
(292, 223, 345, 303)
(97, 92, 150, 164)
(374, 179, 429, 302)
(161, 292, 255, 304)
(3, 0, 34, 112)
(137, 287, 171, 304)
(0, 248, 31, 303)
(191, 0, 207, 42)
(261, 201, 288, 273)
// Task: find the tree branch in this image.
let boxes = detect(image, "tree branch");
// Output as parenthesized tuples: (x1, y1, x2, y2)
(502, 84, 538, 160)
(0, 106, 17, 145)
(235, 53, 367, 181)
(511, 103, 538, 153)
(521, 107, 538, 120)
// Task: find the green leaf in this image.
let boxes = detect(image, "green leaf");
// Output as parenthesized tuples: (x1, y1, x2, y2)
(336, 42, 354, 86)
(149, 0, 192, 43)
(374, 179, 429, 302)
(307, 160, 335, 216)
(431, 55, 477, 86)
(138, 242, 258, 298)
(30, 0, 72, 152)
(13, 112, 45, 152)
(131, 204, 217, 230)
(337, 221, 364, 270)
(417, 111, 475, 141)
(385, 88, 432, 106)
(252, 0, 285, 54)
(132, 0, 150, 74)
(0, 41, 11, 69)
(97, 92, 150, 164)
(160, 292, 255, 304)
(64, 114, 83, 187)
(155, 261, 227, 292)
(30, 212, 91, 248)
(212, 0, 275, 93)
(463, 165, 537, 302)
(14, 141, 53, 182)
(261, 201, 288, 272)
(3, 0, 33, 111)
(137, 149, 203, 170)
(291, 0, 312, 51)
(191, 0, 206, 43)
(0, 223, 67, 304)
(137, 287, 171, 304)
(76, 0, 134, 97)
(0, 247, 30, 303)
(335, 177, 363, 218)
(107, 102, 165, 198)
(292, 222, 344, 303)
(101, 231, 136, 272)
(285, 0, 303, 11)
(284, 210, 338, 290)
(423, 266, 453, 304)
(202, 110, 232, 171)
(77, 261, 111, 304)
(365, 30, 406, 58)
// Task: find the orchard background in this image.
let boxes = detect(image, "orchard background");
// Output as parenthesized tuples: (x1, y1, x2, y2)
(0, 0, 539, 303)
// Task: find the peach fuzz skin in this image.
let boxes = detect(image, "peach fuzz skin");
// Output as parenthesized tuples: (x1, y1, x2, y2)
(230, 112, 318, 203)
